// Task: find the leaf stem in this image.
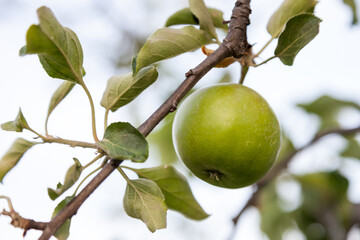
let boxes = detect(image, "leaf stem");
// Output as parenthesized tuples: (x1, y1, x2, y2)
(79, 80, 99, 142)
(0, 195, 14, 212)
(117, 167, 132, 184)
(45, 116, 50, 136)
(254, 36, 275, 58)
(74, 160, 106, 196)
(121, 165, 135, 171)
(27, 127, 46, 139)
(41, 135, 97, 149)
(104, 109, 110, 131)
(82, 154, 104, 171)
(254, 56, 277, 67)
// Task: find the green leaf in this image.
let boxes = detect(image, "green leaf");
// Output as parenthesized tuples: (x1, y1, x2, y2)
(129, 165, 209, 220)
(189, 0, 218, 40)
(100, 66, 158, 112)
(341, 137, 360, 159)
(0, 138, 38, 182)
(97, 122, 148, 162)
(148, 114, 178, 165)
(165, 8, 228, 31)
(46, 81, 75, 129)
(1, 109, 30, 132)
(275, 13, 321, 66)
(48, 158, 82, 200)
(21, 6, 84, 82)
(136, 26, 213, 72)
(52, 195, 74, 240)
(267, 0, 318, 37)
(165, 8, 198, 26)
(298, 95, 360, 131)
(296, 171, 349, 210)
(123, 178, 167, 232)
(343, 0, 358, 25)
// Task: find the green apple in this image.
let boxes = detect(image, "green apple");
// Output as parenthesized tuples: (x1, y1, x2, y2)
(172, 83, 281, 188)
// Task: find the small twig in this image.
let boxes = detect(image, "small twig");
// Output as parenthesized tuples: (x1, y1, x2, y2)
(1, 196, 47, 237)
(1, 210, 47, 237)
(41, 135, 97, 149)
(0, 195, 14, 212)
(228, 125, 360, 239)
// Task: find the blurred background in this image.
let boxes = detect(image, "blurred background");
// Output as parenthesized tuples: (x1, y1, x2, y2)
(0, 0, 360, 239)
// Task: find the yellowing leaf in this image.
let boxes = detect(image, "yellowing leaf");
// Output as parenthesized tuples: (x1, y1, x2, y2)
(0, 138, 38, 182)
(1, 109, 30, 132)
(201, 46, 236, 68)
(48, 158, 82, 200)
(45, 81, 75, 132)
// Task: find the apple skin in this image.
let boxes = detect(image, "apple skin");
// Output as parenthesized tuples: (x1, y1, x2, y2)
(172, 84, 281, 188)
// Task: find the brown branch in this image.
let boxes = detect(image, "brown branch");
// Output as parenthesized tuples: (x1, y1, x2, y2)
(229, 125, 360, 238)
(1, 209, 47, 237)
(37, 1, 252, 239)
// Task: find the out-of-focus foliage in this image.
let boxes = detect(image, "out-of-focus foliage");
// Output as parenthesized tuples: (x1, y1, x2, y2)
(298, 95, 360, 132)
(148, 114, 178, 165)
(341, 136, 360, 160)
(256, 95, 360, 240)
(342, 0, 358, 24)
(259, 171, 355, 240)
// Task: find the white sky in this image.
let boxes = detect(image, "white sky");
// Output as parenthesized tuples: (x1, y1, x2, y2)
(0, 0, 360, 239)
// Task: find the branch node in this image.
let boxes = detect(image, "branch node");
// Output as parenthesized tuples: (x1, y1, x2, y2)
(169, 104, 177, 112)
(1, 209, 47, 235)
(185, 69, 194, 77)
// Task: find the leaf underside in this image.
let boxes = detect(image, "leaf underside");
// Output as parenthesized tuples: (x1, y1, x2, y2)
(123, 178, 167, 232)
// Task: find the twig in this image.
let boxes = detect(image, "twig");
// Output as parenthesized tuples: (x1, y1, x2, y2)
(0, 196, 47, 237)
(37, 1, 252, 239)
(229, 125, 360, 239)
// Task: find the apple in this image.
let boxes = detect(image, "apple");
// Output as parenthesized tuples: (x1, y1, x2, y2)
(172, 83, 281, 188)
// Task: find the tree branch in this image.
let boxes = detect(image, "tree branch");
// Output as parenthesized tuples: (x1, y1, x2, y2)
(229, 125, 360, 237)
(1, 209, 47, 237)
(37, 1, 252, 239)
